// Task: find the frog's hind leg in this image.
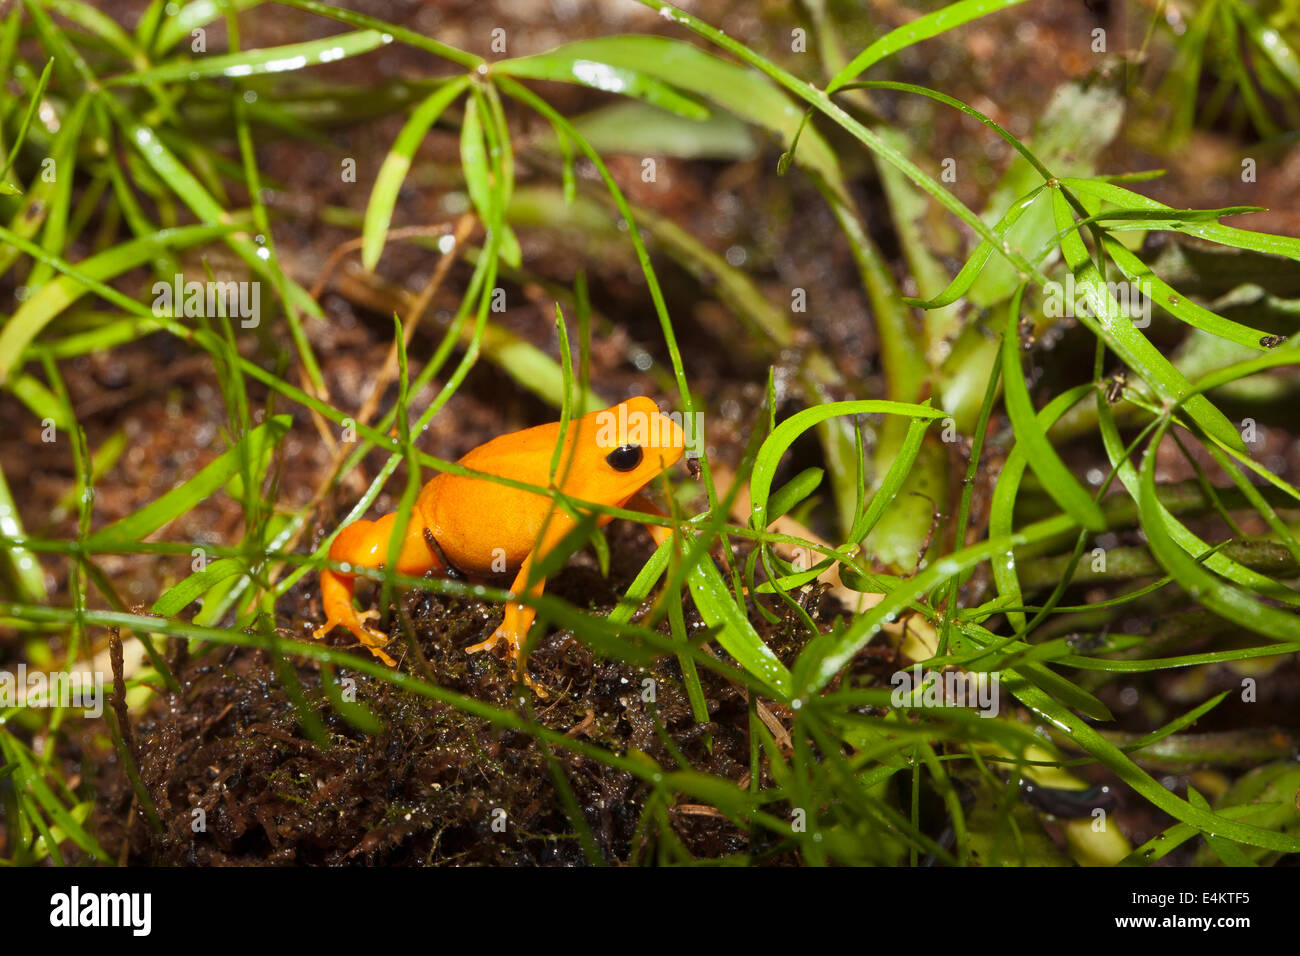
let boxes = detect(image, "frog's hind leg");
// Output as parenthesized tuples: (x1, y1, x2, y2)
(314, 511, 440, 666)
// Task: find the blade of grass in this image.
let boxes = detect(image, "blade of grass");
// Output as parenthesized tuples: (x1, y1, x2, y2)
(1002, 290, 1106, 531)
(361, 76, 468, 270)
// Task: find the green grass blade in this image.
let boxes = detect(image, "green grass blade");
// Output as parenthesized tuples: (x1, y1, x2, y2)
(503, 35, 848, 199)
(1062, 177, 1300, 261)
(84, 416, 290, 552)
(361, 76, 468, 270)
(1096, 394, 1300, 605)
(0, 56, 52, 191)
(152, 0, 268, 54)
(112, 29, 394, 86)
(826, 0, 1032, 93)
(685, 555, 792, 700)
(0, 462, 47, 602)
(497, 39, 711, 119)
(1137, 421, 1300, 642)
(1002, 291, 1106, 531)
(984, 671, 1300, 853)
(1051, 188, 1245, 452)
(748, 400, 944, 533)
(990, 383, 1102, 630)
(1102, 236, 1275, 351)
(0, 223, 232, 383)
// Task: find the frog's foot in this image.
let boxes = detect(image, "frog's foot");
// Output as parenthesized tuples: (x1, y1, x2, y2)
(313, 607, 397, 667)
(466, 622, 547, 697)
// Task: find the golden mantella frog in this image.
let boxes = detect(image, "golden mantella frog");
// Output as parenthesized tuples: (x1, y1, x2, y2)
(314, 397, 686, 690)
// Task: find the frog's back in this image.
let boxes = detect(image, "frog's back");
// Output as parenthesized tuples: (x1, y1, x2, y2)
(419, 420, 580, 575)
(457, 420, 569, 481)
(415, 398, 681, 578)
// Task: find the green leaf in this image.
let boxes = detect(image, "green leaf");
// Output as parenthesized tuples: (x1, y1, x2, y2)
(500, 35, 847, 199)
(566, 100, 758, 161)
(100, 94, 323, 322)
(967, 81, 1125, 308)
(152, 0, 268, 54)
(0, 735, 111, 863)
(459, 91, 520, 267)
(0, 56, 52, 189)
(1097, 395, 1300, 605)
(991, 384, 1104, 630)
(1102, 236, 1274, 351)
(804, 512, 1080, 693)
(1237, 3, 1300, 96)
(497, 39, 711, 119)
(853, 416, 931, 545)
(768, 467, 824, 522)
(1063, 177, 1300, 262)
(151, 557, 249, 617)
(909, 185, 1046, 309)
(977, 664, 1300, 854)
(0, 461, 46, 602)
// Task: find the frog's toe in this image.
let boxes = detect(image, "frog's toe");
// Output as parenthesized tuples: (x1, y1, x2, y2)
(466, 622, 521, 656)
(465, 628, 547, 696)
(354, 624, 398, 667)
(313, 613, 397, 667)
(464, 632, 507, 655)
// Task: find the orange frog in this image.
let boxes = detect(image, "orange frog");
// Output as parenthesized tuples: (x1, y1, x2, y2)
(314, 397, 687, 689)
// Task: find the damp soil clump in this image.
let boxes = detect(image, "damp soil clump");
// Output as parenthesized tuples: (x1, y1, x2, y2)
(95, 537, 841, 865)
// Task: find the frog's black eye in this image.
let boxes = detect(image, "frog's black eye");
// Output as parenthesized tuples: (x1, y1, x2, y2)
(605, 444, 643, 472)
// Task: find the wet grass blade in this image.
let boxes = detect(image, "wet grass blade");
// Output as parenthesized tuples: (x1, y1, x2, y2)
(826, 0, 1032, 93)
(85, 416, 290, 552)
(1051, 188, 1245, 453)
(685, 554, 792, 701)
(99, 94, 322, 320)
(1102, 236, 1274, 351)
(1137, 421, 1300, 642)
(0, 223, 232, 383)
(0, 56, 52, 192)
(111, 29, 394, 86)
(502, 35, 847, 198)
(0, 462, 46, 603)
(362, 77, 468, 270)
(497, 39, 710, 119)
(152, 0, 268, 54)
(1002, 291, 1105, 531)
(1063, 177, 1300, 261)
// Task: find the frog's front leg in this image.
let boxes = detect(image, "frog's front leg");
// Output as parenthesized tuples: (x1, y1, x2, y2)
(314, 510, 440, 666)
(465, 553, 548, 694)
(624, 489, 675, 548)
